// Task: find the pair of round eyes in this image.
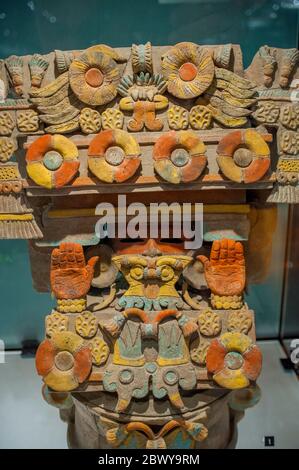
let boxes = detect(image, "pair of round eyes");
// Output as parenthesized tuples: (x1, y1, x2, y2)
(130, 265, 174, 282)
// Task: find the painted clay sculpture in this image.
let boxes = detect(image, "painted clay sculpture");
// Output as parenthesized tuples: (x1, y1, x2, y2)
(196, 70, 257, 128)
(104, 419, 208, 449)
(0, 137, 16, 162)
(1, 39, 296, 448)
(102, 308, 197, 411)
(167, 105, 189, 130)
(258, 46, 277, 87)
(245, 45, 299, 203)
(46, 311, 68, 337)
(16, 109, 39, 133)
(33, 235, 260, 447)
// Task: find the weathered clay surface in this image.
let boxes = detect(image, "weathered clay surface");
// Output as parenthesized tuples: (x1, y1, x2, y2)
(2, 40, 295, 448)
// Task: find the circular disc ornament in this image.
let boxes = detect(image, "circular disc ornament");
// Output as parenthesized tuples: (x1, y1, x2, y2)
(216, 129, 270, 183)
(162, 42, 214, 99)
(69, 47, 120, 106)
(88, 129, 141, 183)
(26, 134, 79, 189)
(153, 130, 207, 184)
(35, 331, 92, 392)
(206, 332, 262, 390)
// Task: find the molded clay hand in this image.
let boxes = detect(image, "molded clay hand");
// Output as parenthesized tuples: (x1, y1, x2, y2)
(51, 243, 99, 299)
(197, 239, 245, 297)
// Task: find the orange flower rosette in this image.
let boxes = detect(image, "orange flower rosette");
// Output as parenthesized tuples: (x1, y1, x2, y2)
(206, 332, 262, 389)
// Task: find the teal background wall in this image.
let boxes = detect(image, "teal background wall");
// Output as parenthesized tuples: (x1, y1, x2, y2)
(0, 0, 298, 347)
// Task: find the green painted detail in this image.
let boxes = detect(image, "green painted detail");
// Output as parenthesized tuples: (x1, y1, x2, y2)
(164, 370, 178, 385)
(132, 380, 149, 399)
(170, 148, 189, 167)
(119, 368, 134, 384)
(0, 99, 30, 108)
(143, 324, 155, 337)
(158, 320, 187, 361)
(166, 429, 194, 449)
(118, 295, 183, 310)
(117, 321, 143, 360)
(102, 370, 117, 392)
(138, 44, 146, 71)
(145, 362, 157, 374)
(224, 351, 244, 370)
(43, 150, 63, 170)
(119, 433, 142, 449)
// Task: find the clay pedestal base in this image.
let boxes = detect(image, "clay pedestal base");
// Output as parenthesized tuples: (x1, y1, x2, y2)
(60, 390, 243, 449)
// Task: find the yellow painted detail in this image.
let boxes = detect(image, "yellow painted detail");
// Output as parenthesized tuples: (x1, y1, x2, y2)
(217, 155, 242, 183)
(211, 294, 243, 310)
(155, 159, 181, 184)
(113, 341, 145, 366)
(156, 255, 192, 268)
(88, 157, 114, 183)
(0, 166, 20, 180)
(44, 369, 79, 392)
(122, 285, 145, 297)
(47, 204, 250, 219)
(56, 298, 86, 313)
(213, 368, 249, 389)
(244, 129, 270, 157)
(169, 392, 182, 402)
(114, 129, 140, 155)
(52, 134, 78, 160)
(156, 342, 190, 366)
(220, 332, 252, 354)
(26, 162, 53, 189)
(51, 331, 83, 354)
(0, 214, 33, 221)
(179, 130, 206, 155)
(154, 94, 169, 111)
(204, 204, 250, 214)
(277, 159, 299, 172)
(119, 96, 134, 112)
